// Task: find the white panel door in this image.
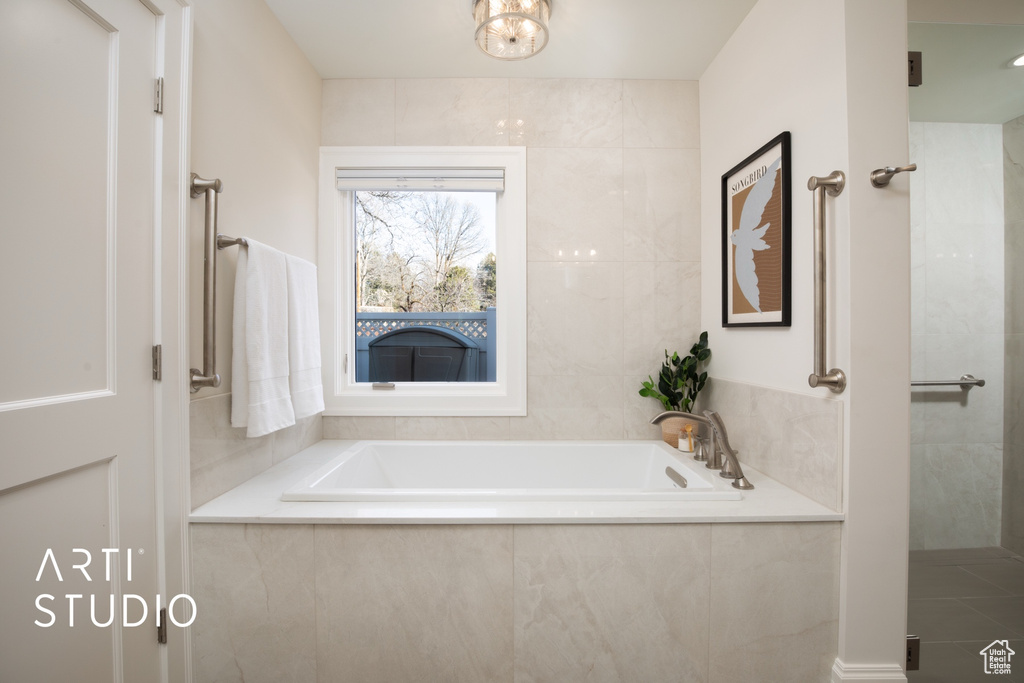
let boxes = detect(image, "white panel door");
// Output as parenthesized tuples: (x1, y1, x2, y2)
(0, 0, 163, 680)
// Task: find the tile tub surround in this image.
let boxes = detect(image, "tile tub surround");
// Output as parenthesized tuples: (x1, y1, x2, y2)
(699, 378, 843, 512)
(910, 122, 1006, 550)
(321, 78, 700, 441)
(191, 521, 840, 683)
(190, 392, 323, 509)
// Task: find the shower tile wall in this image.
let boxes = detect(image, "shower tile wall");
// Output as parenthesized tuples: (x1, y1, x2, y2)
(910, 122, 1005, 550)
(1003, 113, 1024, 557)
(320, 78, 701, 442)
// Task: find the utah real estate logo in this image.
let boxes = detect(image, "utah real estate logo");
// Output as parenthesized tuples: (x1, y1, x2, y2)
(980, 640, 1015, 675)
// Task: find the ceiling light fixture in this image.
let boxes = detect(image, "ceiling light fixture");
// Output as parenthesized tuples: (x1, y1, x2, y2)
(473, 0, 551, 61)
(1011, 52, 1024, 67)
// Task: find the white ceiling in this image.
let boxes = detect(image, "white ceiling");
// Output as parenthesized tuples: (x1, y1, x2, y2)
(909, 22, 1024, 124)
(263, 0, 758, 80)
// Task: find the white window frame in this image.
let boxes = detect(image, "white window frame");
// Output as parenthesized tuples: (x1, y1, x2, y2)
(318, 146, 527, 416)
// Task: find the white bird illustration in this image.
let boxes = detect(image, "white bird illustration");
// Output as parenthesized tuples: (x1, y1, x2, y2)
(731, 157, 781, 313)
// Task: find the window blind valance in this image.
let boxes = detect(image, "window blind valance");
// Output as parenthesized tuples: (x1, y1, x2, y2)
(335, 167, 505, 192)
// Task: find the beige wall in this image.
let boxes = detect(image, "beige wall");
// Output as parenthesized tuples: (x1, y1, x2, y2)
(699, 0, 850, 396)
(320, 78, 702, 442)
(188, 0, 323, 507)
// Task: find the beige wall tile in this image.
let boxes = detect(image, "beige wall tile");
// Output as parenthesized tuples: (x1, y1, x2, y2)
(526, 147, 624, 262)
(189, 521, 844, 682)
(708, 523, 840, 683)
(394, 416, 511, 440)
(623, 80, 700, 149)
(315, 525, 514, 682)
(190, 394, 273, 509)
(624, 375, 668, 440)
(623, 148, 701, 263)
(271, 411, 323, 465)
(510, 375, 624, 440)
(190, 394, 323, 508)
(912, 443, 1003, 549)
(514, 524, 711, 683)
(622, 261, 701, 377)
(321, 79, 395, 146)
(395, 78, 509, 146)
(528, 262, 624, 377)
(702, 379, 842, 511)
(510, 79, 623, 148)
(191, 524, 316, 683)
(322, 415, 396, 440)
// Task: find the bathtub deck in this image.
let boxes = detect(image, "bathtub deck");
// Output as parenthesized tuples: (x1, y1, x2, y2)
(191, 440, 844, 524)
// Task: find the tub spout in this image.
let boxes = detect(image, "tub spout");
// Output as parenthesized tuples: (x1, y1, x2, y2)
(702, 410, 754, 490)
(649, 411, 714, 464)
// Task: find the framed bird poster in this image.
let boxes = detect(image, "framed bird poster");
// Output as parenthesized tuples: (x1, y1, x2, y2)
(721, 131, 791, 327)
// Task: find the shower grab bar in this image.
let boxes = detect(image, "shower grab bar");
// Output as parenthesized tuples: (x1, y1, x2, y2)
(807, 171, 847, 394)
(189, 173, 247, 393)
(911, 374, 985, 390)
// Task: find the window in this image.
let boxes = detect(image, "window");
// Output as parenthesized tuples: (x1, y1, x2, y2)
(318, 147, 527, 416)
(353, 190, 497, 384)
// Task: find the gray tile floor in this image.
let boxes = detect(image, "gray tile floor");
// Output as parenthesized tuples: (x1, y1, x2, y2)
(908, 547, 1024, 682)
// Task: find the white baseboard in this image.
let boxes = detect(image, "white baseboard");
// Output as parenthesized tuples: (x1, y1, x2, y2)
(831, 658, 907, 683)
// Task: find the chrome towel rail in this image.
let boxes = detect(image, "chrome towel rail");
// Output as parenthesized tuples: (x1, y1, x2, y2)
(189, 173, 246, 393)
(911, 374, 986, 390)
(807, 171, 847, 394)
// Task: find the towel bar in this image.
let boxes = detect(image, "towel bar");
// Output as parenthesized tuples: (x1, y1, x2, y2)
(911, 374, 985, 390)
(189, 173, 246, 393)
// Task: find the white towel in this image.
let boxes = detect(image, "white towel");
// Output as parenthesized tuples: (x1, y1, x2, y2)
(230, 240, 296, 438)
(286, 254, 325, 419)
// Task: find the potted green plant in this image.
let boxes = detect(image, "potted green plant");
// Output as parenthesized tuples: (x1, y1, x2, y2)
(639, 331, 711, 446)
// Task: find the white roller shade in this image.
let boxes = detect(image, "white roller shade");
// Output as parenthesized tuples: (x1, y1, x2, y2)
(336, 167, 505, 192)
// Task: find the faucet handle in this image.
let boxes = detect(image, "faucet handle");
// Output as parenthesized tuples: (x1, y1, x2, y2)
(692, 433, 709, 462)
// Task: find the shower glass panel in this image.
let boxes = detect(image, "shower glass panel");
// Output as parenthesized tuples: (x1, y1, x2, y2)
(906, 21, 1024, 683)
(907, 21, 1024, 555)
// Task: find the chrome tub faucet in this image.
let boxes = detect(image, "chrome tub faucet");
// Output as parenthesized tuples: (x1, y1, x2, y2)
(648, 410, 755, 490)
(703, 410, 754, 490)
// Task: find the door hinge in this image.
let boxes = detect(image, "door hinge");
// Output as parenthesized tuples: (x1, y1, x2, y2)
(157, 607, 167, 644)
(907, 635, 920, 671)
(152, 344, 162, 381)
(908, 52, 922, 87)
(344, 353, 348, 373)
(154, 77, 164, 114)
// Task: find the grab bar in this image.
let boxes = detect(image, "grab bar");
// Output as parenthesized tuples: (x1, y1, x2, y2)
(807, 171, 847, 394)
(911, 374, 985, 390)
(189, 173, 246, 393)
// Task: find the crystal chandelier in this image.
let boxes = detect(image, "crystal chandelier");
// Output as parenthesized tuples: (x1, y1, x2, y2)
(472, 0, 552, 61)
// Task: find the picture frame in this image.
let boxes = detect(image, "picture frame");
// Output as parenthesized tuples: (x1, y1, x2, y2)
(721, 131, 792, 327)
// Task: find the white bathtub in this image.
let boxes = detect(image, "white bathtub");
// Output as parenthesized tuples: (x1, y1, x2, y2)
(281, 440, 743, 502)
